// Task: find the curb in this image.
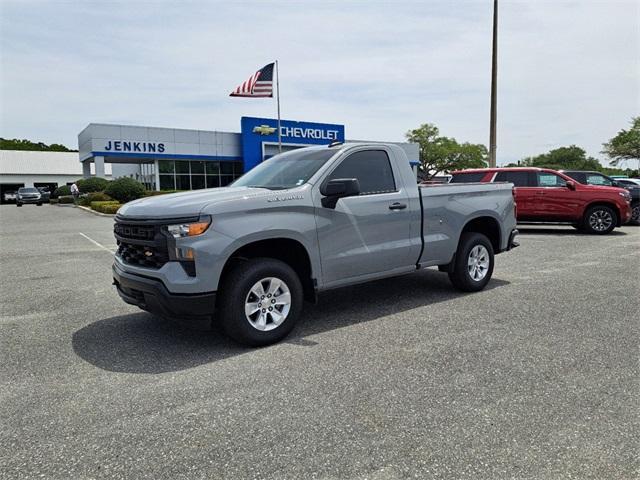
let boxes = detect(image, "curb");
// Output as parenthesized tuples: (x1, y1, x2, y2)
(76, 205, 116, 217)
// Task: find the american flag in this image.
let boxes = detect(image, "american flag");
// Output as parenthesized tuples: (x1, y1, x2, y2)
(229, 63, 274, 97)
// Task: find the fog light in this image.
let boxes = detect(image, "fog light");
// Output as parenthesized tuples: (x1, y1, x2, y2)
(175, 247, 195, 260)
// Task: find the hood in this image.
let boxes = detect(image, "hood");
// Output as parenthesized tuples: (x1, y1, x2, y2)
(117, 186, 272, 219)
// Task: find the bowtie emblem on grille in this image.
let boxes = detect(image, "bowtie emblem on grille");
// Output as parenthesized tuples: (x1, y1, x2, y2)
(144, 250, 154, 257)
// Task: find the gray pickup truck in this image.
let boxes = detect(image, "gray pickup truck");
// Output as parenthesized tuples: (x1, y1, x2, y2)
(113, 143, 519, 345)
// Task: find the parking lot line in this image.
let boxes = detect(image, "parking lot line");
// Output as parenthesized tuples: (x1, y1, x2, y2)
(78, 232, 115, 253)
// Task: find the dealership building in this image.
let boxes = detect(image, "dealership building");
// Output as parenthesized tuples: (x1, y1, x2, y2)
(1, 116, 418, 202)
(78, 116, 419, 191)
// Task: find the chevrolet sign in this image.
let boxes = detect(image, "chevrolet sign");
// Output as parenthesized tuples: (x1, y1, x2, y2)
(253, 125, 277, 135)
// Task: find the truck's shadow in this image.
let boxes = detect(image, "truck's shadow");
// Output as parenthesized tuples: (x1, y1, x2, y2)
(72, 269, 509, 374)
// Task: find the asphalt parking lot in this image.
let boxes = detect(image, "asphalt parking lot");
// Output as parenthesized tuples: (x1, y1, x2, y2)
(1, 204, 638, 479)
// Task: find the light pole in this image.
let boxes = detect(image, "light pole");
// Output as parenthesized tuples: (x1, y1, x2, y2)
(489, 0, 498, 167)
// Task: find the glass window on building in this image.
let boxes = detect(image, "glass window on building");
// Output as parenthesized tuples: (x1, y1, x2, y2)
(206, 162, 220, 175)
(221, 162, 234, 175)
(157, 159, 244, 191)
(176, 175, 191, 190)
(191, 175, 206, 190)
(160, 174, 176, 190)
(206, 176, 220, 188)
(191, 161, 205, 175)
(158, 160, 175, 174)
(175, 161, 190, 174)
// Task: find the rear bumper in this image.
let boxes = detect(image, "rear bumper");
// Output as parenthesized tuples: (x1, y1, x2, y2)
(113, 263, 215, 329)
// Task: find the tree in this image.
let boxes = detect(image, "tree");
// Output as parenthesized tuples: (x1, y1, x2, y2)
(515, 145, 601, 171)
(405, 123, 488, 179)
(602, 116, 640, 168)
(0, 138, 76, 152)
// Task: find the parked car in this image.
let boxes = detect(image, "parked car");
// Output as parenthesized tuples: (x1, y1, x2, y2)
(16, 187, 43, 206)
(3, 191, 17, 203)
(615, 178, 640, 187)
(36, 187, 51, 203)
(113, 143, 519, 346)
(560, 170, 640, 225)
(450, 167, 632, 234)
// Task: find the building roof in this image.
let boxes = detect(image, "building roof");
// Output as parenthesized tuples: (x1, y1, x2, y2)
(0, 150, 112, 175)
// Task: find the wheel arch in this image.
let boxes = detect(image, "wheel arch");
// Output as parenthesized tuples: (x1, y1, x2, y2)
(460, 215, 502, 253)
(219, 237, 317, 302)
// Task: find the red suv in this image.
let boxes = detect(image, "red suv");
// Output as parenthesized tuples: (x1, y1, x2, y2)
(450, 168, 632, 234)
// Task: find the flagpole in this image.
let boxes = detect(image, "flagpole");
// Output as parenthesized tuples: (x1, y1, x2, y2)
(275, 60, 282, 154)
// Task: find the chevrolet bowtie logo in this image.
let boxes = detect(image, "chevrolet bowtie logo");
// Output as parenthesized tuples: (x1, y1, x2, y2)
(253, 125, 277, 135)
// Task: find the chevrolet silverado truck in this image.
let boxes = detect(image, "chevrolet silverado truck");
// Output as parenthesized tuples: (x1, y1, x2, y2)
(113, 143, 518, 346)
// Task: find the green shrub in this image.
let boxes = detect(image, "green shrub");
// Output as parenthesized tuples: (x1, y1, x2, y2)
(58, 195, 74, 204)
(90, 200, 119, 210)
(90, 201, 121, 214)
(96, 203, 121, 214)
(53, 185, 71, 198)
(76, 177, 110, 193)
(104, 177, 145, 203)
(78, 192, 113, 206)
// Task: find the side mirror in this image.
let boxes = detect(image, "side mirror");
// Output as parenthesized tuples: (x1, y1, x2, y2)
(612, 181, 620, 187)
(320, 178, 360, 208)
(566, 180, 576, 191)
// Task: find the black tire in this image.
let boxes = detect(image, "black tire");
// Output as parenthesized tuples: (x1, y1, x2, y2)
(448, 232, 495, 292)
(630, 203, 640, 226)
(217, 258, 303, 346)
(37, 203, 42, 206)
(16, 203, 22, 207)
(581, 205, 617, 234)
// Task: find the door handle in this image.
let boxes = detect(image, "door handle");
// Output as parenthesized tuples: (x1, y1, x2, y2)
(389, 202, 407, 210)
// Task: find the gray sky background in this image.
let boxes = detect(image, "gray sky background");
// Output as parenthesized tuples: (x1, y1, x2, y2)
(1, 0, 638, 165)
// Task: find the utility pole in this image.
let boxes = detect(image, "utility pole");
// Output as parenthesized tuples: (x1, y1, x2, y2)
(489, 0, 498, 167)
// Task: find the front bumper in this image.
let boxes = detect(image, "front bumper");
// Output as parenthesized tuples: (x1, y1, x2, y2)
(113, 264, 216, 329)
(18, 197, 41, 204)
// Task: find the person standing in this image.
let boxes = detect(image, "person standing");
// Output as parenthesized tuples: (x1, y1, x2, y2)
(70, 183, 79, 203)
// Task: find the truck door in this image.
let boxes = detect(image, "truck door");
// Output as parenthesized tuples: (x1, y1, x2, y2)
(534, 171, 578, 219)
(314, 149, 412, 285)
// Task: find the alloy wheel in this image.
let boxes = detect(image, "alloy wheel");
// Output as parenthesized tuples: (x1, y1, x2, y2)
(589, 209, 613, 232)
(244, 277, 292, 331)
(467, 245, 490, 281)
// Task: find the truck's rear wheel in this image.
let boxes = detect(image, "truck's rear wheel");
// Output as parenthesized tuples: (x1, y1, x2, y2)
(218, 258, 303, 346)
(448, 232, 494, 292)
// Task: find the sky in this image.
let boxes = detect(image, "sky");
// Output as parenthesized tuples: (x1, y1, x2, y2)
(1, 0, 638, 165)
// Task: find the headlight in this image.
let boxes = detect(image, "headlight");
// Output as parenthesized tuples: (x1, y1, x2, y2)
(166, 216, 211, 238)
(619, 191, 631, 201)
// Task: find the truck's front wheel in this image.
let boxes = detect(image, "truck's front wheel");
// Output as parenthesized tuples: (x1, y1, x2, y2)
(218, 258, 303, 346)
(448, 233, 494, 292)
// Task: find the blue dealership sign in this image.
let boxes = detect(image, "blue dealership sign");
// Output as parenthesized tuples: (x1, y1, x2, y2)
(241, 117, 345, 171)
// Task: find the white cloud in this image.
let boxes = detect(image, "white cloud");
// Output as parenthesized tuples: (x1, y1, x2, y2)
(1, 0, 638, 165)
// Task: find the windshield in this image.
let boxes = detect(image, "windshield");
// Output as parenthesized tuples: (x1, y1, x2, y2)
(233, 148, 338, 190)
(18, 188, 38, 193)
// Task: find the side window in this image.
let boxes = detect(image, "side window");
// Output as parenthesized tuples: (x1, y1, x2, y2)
(494, 171, 532, 187)
(327, 150, 396, 195)
(585, 174, 612, 186)
(537, 172, 567, 187)
(567, 172, 586, 184)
